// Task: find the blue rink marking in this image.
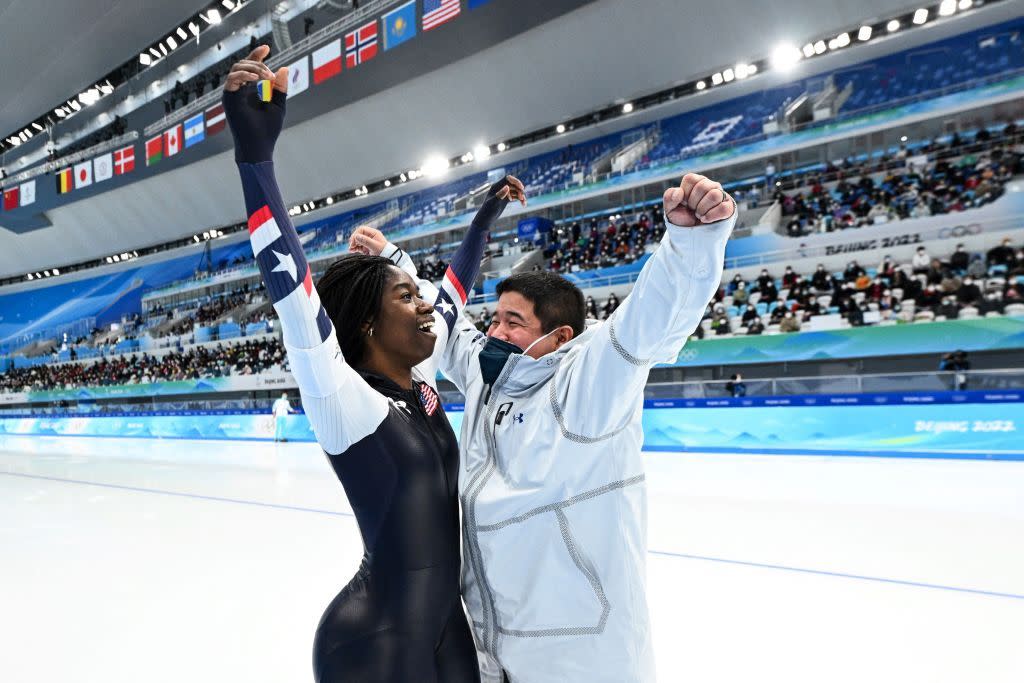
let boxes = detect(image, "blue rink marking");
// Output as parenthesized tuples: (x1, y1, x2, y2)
(648, 550, 1024, 601)
(643, 445, 1024, 461)
(4, 470, 1021, 602)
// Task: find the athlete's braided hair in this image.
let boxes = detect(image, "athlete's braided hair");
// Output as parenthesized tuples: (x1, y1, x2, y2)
(317, 254, 396, 366)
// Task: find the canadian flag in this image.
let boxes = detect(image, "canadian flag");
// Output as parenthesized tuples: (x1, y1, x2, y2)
(164, 124, 182, 157)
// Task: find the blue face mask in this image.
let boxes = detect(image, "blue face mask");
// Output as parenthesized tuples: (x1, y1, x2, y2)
(478, 329, 559, 396)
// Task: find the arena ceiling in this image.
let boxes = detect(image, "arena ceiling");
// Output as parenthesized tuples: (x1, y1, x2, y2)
(0, 0, 212, 139)
(0, 0, 1018, 280)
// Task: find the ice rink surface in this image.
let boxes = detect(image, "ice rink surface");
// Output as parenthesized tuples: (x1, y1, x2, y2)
(1, 434, 1022, 682)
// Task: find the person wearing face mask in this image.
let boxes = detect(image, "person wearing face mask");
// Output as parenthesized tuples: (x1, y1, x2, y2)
(957, 277, 983, 306)
(949, 243, 970, 274)
(370, 173, 736, 683)
(756, 269, 773, 292)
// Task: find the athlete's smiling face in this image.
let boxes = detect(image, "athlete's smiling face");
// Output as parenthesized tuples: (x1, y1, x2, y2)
(369, 267, 437, 368)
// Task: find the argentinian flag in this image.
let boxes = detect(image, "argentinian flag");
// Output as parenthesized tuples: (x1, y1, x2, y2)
(184, 113, 205, 148)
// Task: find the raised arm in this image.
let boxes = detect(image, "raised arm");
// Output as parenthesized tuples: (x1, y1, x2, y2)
(224, 46, 387, 454)
(555, 173, 736, 437)
(350, 177, 525, 391)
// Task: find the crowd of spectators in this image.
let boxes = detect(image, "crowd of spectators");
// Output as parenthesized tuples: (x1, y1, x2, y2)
(543, 206, 668, 275)
(780, 131, 1022, 237)
(699, 237, 1024, 338)
(0, 338, 286, 394)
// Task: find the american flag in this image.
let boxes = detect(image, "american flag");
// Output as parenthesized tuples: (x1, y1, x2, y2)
(419, 383, 440, 416)
(345, 20, 378, 68)
(423, 0, 460, 31)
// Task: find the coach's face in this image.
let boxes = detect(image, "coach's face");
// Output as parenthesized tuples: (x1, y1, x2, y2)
(487, 292, 571, 359)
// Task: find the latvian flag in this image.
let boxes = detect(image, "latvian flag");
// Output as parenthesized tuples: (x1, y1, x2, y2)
(312, 39, 342, 84)
(248, 204, 332, 344)
(56, 167, 73, 194)
(164, 124, 182, 157)
(205, 103, 226, 136)
(114, 145, 135, 174)
(423, 0, 460, 31)
(146, 135, 163, 166)
(345, 21, 378, 68)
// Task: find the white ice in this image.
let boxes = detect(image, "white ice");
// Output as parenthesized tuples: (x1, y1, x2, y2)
(1, 435, 1022, 682)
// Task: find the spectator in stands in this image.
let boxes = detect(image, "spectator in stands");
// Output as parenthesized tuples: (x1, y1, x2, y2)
(811, 264, 833, 292)
(732, 281, 749, 306)
(938, 296, 961, 320)
(948, 243, 970, 273)
(801, 296, 823, 322)
(769, 298, 789, 324)
(980, 290, 1006, 316)
(711, 303, 731, 336)
(602, 293, 621, 319)
(966, 255, 987, 280)
(987, 237, 1017, 269)
(957, 277, 983, 307)
(756, 269, 773, 292)
(844, 260, 866, 283)
(746, 316, 765, 336)
(847, 301, 866, 327)
(741, 304, 758, 326)
(584, 297, 599, 320)
(912, 246, 931, 274)
(779, 310, 800, 333)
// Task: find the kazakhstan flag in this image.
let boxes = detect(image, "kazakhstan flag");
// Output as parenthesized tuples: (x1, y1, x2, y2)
(383, 0, 417, 50)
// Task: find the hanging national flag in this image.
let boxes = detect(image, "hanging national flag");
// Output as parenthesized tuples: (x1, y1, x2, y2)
(56, 168, 73, 194)
(383, 1, 417, 50)
(146, 136, 163, 166)
(205, 103, 226, 136)
(184, 113, 205, 148)
(93, 153, 113, 183)
(164, 124, 182, 157)
(114, 145, 135, 175)
(19, 180, 35, 206)
(286, 56, 310, 97)
(74, 160, 93, 188)
(3, 187, 18, 211)
(468, 0, 494, 7)
(345, 20, 379, 68)
(312, 39, 342, 84)
(423, 0, 460, 31)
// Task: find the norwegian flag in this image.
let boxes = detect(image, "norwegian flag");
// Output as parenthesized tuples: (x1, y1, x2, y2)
(419, 383, 440, 417)
(345, 20, 378, 68)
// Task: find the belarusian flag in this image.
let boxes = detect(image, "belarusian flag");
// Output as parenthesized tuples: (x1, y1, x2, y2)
(146, 136, 163, 166)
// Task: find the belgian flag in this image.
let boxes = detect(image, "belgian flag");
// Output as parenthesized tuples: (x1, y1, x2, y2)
(56, 168, 73, 194)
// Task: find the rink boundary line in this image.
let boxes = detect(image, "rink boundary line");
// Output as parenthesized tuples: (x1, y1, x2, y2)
(0, 471, 354, 518)
(7, 470, 1022, 601)
(643, 445, 1024, 461)
(648, 550, 1024, 601)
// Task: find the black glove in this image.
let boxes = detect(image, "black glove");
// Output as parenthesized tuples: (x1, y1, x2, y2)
(471, 176, 522, 232)
(223, 84, 287, 164)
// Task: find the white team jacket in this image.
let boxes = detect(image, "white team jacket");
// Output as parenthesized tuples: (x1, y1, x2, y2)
(390, 212, 735, 683)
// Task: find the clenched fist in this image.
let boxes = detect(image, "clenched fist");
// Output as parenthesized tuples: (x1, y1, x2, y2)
(663, 173, 734, 227)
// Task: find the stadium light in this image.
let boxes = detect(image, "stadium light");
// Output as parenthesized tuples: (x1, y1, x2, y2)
(722, 68, 734, 82)
(858, 26, 872, 41)
(422, 155, 450, 178)
(176, 27, 188, 40)
(836, 32, 850, 47)
(26, 273, 33, 280)
(887, 19, 900, 32)
(622, 102, 634, 114)
(555, 124, 566, 134)
(695, 80, 706, 90)
(194, 235, 200, 242)
(711, 72, 723, 85)
(223, 0, 236, 9)
(735, 64, 749, 79)
(54, 107, 66, 117)
(399, 173, 408, 182)
(827, 38, 839, 50)
(53, 268, 59, 275)
(159, 43, 168, 56)
(913, 9, 928, 24)
(167, 36, 178, 50)
(802, 43, 814, 58)
(473, 144, 491, 159)
(326, 196, 334, 204)
(749, 63, 758, 74)
(813, 40, 826, 54)
(384, 180, 391, 187)
(31, 122, 43, 131)
(958, 0, 972, 8)
(772, 43, 802, 71)
(140, 53, 152, 66)
(204, 9, 222, 25)
(938, 0, 956, 16)
(99, 82, 113, 95)
(44, 270, 51, 276)
(150, 47, 162, 59)
(497, 142, 507, 152)
(189, 22, 200, 36)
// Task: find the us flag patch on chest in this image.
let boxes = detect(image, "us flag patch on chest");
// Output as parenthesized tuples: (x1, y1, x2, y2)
(419, 383, 440, 417)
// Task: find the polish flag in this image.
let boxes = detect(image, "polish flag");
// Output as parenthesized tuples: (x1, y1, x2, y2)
(312, 39, 342, 84)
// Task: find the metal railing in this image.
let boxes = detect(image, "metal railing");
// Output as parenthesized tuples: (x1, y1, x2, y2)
(143, 0, 407, 137)
(3, 132, 139, 186)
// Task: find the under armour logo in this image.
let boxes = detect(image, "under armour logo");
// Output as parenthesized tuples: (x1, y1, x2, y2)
(511, 413, 524, 424)
(496, 402, 524, 426)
